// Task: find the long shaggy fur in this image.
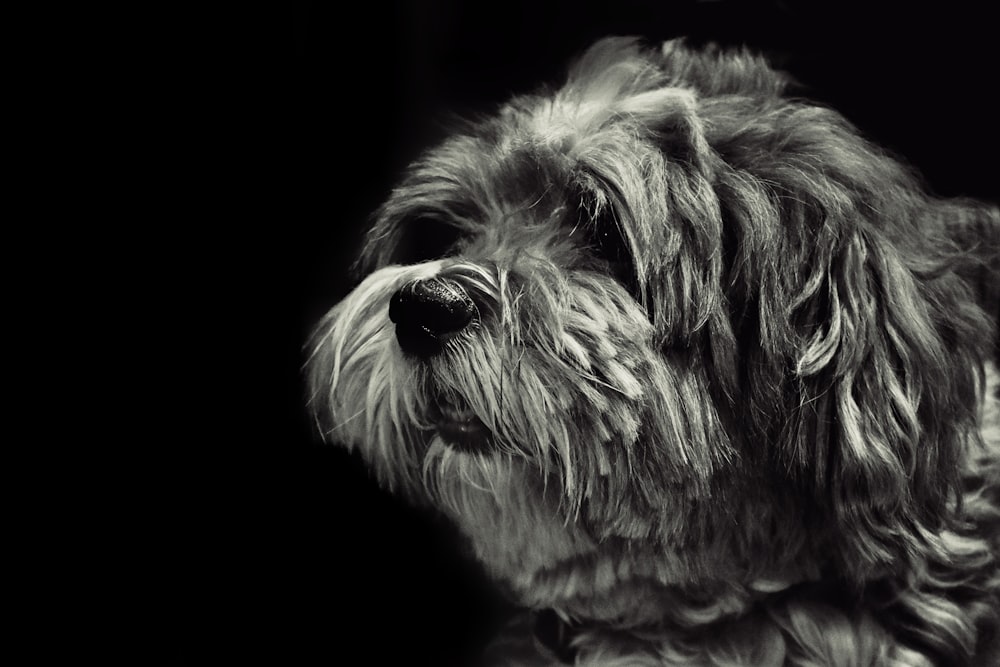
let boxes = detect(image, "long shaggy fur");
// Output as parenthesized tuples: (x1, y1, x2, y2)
(307, 38, 1000, 665)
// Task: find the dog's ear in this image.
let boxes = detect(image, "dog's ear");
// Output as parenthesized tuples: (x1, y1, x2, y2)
(715, 108, 996, 579)
(780, 229, 982, 576)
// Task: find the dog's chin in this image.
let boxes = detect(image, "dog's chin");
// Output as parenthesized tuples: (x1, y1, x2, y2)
(431, 396, 492, 452)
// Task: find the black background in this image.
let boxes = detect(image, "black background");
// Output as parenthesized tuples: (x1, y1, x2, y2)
(127, 2, 997, 665)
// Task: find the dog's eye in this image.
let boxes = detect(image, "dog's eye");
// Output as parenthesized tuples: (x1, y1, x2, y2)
(594, 226, 629, 266)
(572, 178, 640, 295)
(590, 217, 639, 295)
(393, 217, 462, 264)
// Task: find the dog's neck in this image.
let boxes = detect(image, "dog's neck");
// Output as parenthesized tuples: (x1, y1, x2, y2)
(444, 456, 824, 629)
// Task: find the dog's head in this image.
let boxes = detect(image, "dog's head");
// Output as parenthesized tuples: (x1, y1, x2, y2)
(307, 38, 993, 627)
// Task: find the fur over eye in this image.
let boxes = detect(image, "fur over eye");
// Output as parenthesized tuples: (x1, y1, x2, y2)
(592, 223, 638, 291)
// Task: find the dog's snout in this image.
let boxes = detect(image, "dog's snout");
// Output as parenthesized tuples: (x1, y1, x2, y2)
(388, 278, 475, 356)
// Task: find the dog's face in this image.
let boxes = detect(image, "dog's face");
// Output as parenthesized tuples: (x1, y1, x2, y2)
(308, 39, 989, 627)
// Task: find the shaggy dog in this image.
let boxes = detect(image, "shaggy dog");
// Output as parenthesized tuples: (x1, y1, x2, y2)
(306, 39, 1000, 665)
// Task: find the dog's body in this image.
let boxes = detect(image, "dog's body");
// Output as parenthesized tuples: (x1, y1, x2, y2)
(307, 39, 1000, 665)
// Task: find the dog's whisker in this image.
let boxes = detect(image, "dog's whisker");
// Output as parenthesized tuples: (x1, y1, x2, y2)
(327, 406, 368, 432)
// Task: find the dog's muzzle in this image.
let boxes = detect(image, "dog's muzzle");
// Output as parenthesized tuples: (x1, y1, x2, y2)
(388, 277, 476, 357)
(389, 276, 491, 450)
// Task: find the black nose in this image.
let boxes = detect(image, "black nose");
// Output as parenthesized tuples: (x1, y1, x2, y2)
(388, 278, 475, 357)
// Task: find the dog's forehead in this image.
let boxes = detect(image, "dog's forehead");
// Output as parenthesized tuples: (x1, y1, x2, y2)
(456, 131, 572, 213)
(413, 95, 675, 213)
(386, 125, 579, 234)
